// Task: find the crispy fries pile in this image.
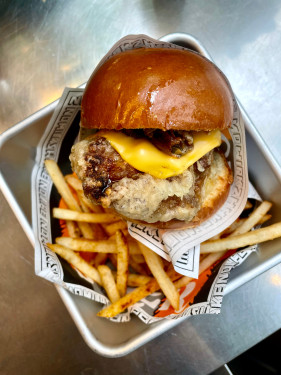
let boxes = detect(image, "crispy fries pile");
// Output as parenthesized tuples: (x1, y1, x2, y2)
(44, 159, 281, 319)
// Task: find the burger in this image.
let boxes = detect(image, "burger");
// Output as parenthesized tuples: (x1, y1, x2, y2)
(70, 47, 234, 229)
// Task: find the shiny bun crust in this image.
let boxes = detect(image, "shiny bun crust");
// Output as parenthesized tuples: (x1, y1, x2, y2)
(81, 48, 234, 131)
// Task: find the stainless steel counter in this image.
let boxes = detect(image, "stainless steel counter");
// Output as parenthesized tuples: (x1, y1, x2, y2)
(1, 1, 281, 374)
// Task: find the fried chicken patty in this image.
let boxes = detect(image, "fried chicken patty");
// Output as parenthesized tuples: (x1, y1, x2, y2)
(70, 135, 216, 223)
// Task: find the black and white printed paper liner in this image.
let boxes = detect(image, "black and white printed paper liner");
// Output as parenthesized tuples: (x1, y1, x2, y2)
(32, 34, 254, 324)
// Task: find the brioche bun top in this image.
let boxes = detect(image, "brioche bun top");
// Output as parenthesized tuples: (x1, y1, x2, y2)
(81, 47, 234, 131)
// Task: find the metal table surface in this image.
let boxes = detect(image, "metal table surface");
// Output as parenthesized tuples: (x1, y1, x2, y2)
(1, 1, 281, 374)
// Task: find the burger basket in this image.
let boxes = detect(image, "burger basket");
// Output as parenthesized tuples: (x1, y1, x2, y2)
(1, 33, 281, 357)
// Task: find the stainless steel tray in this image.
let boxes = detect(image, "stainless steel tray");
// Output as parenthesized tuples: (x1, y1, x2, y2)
(1, 33, 281, 357)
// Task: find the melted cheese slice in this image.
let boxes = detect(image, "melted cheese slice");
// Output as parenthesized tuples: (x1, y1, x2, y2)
(98, 130, 221, 179)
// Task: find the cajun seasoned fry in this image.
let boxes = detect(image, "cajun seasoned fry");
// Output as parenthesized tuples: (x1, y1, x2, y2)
(97, 279, 159, 318)
(53, 208, 119, 223)
(97, 268, 181, 318)
(139, 243, 180, 310)
(201, 221, 281, 253)
(98, 265, 120, 303)
(116, 230, 129, 297)
(55, 237, 116, 253)
(232, 201, 272, 236)
(47, 243, 101, 284)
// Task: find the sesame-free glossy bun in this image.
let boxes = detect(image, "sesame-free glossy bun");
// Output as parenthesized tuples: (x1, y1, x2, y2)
(81, 48, 234, 131)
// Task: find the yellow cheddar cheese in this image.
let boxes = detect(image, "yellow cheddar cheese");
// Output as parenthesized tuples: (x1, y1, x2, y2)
(97, 130, 221, 179)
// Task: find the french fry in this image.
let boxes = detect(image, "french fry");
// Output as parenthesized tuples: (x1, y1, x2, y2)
(53, 208, 119, 223)
(74, 192, 105, 240)
(77, 190, 91, 213)
(174, 251, 226, 289)
(124, 273, 153, 287)
(208, 217, 245, 240)
(94, 253, 108, 268)
(201, 221, 281, 253)
(65, 174, 83, 191)
(47, 243, 101, 284)
(122, 229, 129, 237)
(244, 200, 253, 210)
(129, 257, 149, 275)
(191, 202, 275, 290)
(127, 274, 153, 287)
(98, 279, 159, 318)
(108, 253, 117, 269)
(81, 196, 104, 213)
(108, 235, 141, 255)
(65, 220, 80, 238)
(232, 201, 272, 236)
(259, 214, 272, 225)
(97, 268, 181, 318)
(45, 160, 80, 211)
(45, 160, 95, 239)
(202, 201, 273, 252)
(116, 230, 129, 297)
(104, 221, 128, 236)
(55, 237, 116, 253)
(139, 243, 180, 310)
(210, 211, 272, 240)
(223, 214, 272, 238)
(219, 218, 245, 238)
(65, 173, 104, 216)
(67, 176, 103, 213)
(78, 222, 96, 239)
(98, 265, 120, 303)
(127, 239, 142, 255)
(47, 160, 281, 320)
(76, 190, 107, 240)
(131, 253, 146, 264)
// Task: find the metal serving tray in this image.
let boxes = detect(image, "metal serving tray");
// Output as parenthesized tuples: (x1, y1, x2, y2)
(1, 33, 281, 357)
